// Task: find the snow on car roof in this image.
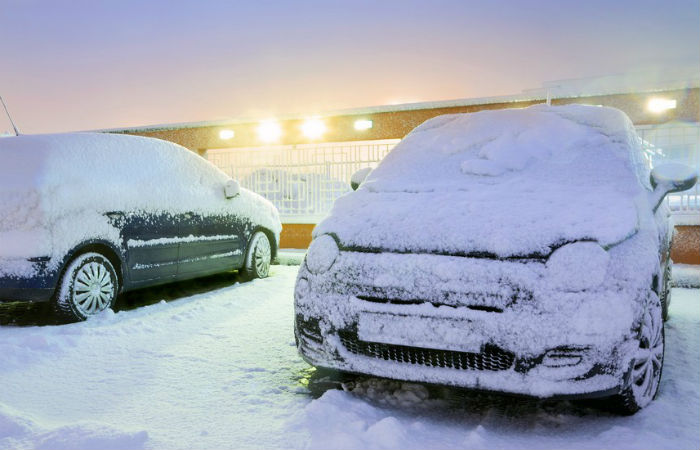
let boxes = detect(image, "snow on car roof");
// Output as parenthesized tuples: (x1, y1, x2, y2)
(0, 132, 220, 187)
(315, 104, 651, 257)
(0, 132, 233, 228)
(0, 133, 280, 266)
(364, 104, 648, 192)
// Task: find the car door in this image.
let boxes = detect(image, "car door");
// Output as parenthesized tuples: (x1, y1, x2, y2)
(176, 209, 246, 280)
(120, 211, 179, 284)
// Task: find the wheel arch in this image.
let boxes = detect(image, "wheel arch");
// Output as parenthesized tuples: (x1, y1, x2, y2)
(57, 240, 126, 293)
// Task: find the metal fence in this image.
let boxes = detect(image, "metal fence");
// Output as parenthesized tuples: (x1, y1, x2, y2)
(207, 140, 399, 222)
(637, 122, 700, 219)
(207, 123, 699, 223)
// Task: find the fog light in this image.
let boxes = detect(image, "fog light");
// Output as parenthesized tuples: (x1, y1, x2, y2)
(542, 350, 583, 367)
(295, 277, 310, 298)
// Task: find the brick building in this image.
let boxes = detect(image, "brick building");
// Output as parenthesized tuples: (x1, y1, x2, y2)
(107, 82, 700, 264)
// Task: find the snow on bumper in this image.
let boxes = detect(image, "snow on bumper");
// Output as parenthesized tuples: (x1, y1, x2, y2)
(294, 250, 641, 398)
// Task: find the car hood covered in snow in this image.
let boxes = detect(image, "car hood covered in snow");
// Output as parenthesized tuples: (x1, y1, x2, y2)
(314, 104, 650, 257)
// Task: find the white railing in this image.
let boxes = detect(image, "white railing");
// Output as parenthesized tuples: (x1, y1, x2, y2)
(206, 123, 698, 224)
(637, 122, 700, 219)
(207, 140, 399, 222)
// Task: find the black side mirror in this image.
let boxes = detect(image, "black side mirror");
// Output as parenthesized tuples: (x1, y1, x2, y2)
(224, 179, 241, 199)
(350, 167, 372, 191)
(649, 163, 698, 211)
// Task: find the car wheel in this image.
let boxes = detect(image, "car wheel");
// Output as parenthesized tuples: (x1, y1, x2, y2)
(609, 294, 664, 414)
(660, 263, 672, 321)
(53, 252, 119, 322)
(241, 231, 271, 280)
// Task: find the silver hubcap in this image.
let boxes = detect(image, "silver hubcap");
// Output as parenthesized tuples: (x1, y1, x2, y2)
(253, 236, 271, 277)
(631, 302, 663, 404)
(73, 261, 114, 316)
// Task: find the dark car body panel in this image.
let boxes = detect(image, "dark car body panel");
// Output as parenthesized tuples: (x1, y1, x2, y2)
(0, 212, 275, 303)
(0, 132, 281, 305)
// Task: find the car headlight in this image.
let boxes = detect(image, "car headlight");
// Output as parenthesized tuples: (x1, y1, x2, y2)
(305, 234, 339, 274)
(545, 242, 610, 292)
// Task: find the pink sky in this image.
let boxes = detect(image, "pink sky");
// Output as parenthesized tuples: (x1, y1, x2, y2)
(1, 0, 698, 134)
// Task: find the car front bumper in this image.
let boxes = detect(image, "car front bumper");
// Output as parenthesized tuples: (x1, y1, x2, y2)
(294, 250, 641, 399)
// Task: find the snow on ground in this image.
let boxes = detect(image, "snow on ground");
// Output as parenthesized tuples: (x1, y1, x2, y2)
(302, 286, 700, 450)
(1, 266, 698, 449)
(673, 263, 700, 288)
(1, 267, 310, 450)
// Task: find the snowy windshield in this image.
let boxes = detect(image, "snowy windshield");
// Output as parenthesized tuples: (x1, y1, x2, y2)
(362, 104, 649, 194)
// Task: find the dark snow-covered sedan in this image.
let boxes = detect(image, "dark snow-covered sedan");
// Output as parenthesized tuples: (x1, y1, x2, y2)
(294, 104, 697, 413)
(0, 133, 281, 321)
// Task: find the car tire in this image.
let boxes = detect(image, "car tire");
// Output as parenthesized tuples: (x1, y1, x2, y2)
(608, 293, 664, 415)
(241, 231, 272, 281)
(53, 252, 119, 322)
(660, 263, 672, 321)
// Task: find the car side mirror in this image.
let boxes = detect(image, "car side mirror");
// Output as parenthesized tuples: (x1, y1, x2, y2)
(224, 179, 241, 199)
(649, 163, 698, 211)
(350, 167, 372, 191)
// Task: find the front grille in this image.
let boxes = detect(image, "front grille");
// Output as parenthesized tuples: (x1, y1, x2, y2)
(339, 330, 514, 371)
(356, 295, 504, 313)
(296, 315, 323, 344)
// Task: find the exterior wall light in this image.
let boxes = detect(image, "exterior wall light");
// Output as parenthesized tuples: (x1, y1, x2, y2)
(647, 98, 677, 113)
(257, 120, 282, 143)
(219, 129, 235, 140)
(301, 118, 326, 139)
(354, 119, 373, 131)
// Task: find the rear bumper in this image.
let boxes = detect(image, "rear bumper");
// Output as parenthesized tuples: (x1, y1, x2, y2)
(0, 258, 57, 303)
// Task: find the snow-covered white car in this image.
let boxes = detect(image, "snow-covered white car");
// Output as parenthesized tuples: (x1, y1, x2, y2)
(294, 104, 697, 413)
(0, 133, 281, 321)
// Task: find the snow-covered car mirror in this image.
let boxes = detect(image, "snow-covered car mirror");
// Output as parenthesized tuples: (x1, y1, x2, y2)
(350, 167, 372, 191)
(649, 163, 698, 210)
(224, 179, 241, 199)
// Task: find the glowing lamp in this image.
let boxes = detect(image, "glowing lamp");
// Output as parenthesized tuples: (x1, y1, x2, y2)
(354, 119, 373, 131)
(647, 98, 677, 113)
(302, 118, 326, 139)
(219, 129, 235, 140)
(257, 120, 282, 142)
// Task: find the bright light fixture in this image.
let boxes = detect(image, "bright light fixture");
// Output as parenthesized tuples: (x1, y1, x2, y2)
(301, 118, 326, 139)
(354, 119, 373, 131)
(219, 129, 235, 140)
(257, 120, 282, 142)
(647, 98, 677, 113)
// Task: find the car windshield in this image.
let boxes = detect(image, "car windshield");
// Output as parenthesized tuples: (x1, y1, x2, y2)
(363, 104, 649, 195)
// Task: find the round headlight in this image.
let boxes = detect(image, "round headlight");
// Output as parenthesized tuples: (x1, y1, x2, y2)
(306, 234, 339, 274)
(546, 242, 609, 292)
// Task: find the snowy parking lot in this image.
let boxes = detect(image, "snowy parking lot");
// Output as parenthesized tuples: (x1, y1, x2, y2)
(1, 265, 698, 450)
